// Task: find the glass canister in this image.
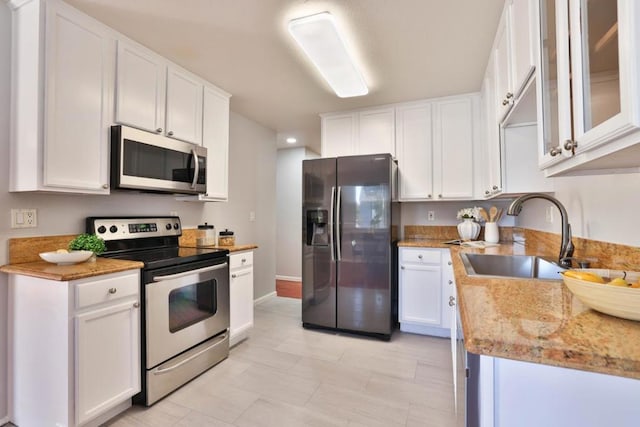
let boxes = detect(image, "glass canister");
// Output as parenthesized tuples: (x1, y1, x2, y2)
(217, 229, 235, 246)
(196, 223, 216, 247)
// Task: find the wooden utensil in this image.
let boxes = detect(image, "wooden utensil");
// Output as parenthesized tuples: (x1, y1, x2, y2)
(478, 207, 489, 222)
(489, 206, 498, 222)
(496, 208, 504, 222)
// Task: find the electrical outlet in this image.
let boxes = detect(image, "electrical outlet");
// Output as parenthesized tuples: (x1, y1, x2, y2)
(427, 211, 435, 221)
(169, 211, 178, 217)
(249, 211, 256, 222)
(545, 206, 554, 223)
(11, 209, 37, 228)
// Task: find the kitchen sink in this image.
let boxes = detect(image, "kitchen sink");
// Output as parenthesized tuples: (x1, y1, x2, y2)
(460, 253, 566, 280)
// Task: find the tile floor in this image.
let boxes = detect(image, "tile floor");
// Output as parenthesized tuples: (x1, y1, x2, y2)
(104, 296, 457, 427)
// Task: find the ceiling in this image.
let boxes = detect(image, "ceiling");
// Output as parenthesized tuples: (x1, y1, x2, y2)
(66, 0, 505, 154)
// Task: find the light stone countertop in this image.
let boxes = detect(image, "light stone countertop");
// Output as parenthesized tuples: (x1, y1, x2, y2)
(397, 239, 640, 380)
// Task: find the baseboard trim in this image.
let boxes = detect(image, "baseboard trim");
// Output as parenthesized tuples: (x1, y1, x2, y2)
(0, 415, 9, 425)
(275, 275, 301, 282)
(254, 291, 276, 306)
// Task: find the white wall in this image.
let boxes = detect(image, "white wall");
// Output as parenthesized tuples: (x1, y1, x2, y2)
(515, 173, 640, 247)
(275, 147, 318, 280)
(205, 112, 278, 299)
(400, 200, 516, 236)
(0, 2, 277, 419)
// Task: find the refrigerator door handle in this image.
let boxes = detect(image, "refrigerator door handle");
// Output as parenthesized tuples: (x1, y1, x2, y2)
(329, 186, 336, 261)
(336, 186, 342, 261)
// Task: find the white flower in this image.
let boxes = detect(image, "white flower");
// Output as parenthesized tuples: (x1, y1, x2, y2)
(457, 207, 480, 221)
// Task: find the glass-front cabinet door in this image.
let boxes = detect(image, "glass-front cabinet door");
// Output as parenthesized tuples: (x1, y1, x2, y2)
(537, 0, 640, 174)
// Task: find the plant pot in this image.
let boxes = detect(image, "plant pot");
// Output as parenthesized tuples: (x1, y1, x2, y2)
(457, 218, 480, 241)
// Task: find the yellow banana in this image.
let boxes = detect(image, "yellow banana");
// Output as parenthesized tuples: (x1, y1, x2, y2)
(563, 270, 606, 284)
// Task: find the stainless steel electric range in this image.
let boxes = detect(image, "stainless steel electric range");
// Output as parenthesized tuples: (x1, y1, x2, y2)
(86, 216, 230, 406)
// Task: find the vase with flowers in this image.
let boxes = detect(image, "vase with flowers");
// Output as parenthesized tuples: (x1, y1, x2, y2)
(456, 207, 481, 241)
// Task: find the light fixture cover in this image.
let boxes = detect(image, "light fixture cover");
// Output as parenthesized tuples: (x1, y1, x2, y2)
(286, 137, 297, 143)
(288, 12, 368, 98)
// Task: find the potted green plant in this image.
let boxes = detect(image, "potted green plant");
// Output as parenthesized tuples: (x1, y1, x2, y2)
(68, 233, 107, 262)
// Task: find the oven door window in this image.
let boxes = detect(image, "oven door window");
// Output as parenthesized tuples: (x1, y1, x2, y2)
(168, 278, 217, 333)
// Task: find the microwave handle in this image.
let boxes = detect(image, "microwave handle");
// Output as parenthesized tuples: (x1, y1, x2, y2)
(191, 148, 200, 189)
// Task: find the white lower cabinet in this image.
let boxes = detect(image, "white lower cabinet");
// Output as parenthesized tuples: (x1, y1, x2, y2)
(9, 270, 141, 427)
(477, 355, 640, 427)
(229, 251, 254, 347)
(398, 247, 454, 337)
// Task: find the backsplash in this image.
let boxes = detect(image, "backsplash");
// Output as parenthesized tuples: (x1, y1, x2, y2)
(404, 225, 515, 242)
(403, 225, 640, 271)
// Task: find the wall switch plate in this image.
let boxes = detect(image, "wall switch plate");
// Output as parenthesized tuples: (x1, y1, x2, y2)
(11, 209, 37, 228)
(249, 211, 256, 222)
(427, 211, 435, 221)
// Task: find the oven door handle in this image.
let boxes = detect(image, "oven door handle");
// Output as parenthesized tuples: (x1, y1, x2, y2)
(153, 332, 227, 375)
(191, 148, 200, 189)
(152, 262, 227, 282)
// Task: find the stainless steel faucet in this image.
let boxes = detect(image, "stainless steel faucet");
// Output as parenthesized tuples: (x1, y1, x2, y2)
(507, 193, 575, 268)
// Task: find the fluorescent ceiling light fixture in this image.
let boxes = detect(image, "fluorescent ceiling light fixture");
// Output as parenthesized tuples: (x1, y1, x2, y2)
(286, 137, 297, 144)
(288, 12, 368, 98)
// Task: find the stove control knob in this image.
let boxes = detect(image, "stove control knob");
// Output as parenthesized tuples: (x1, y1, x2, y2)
(165, 223, 172, 230)
(97, 225, 107, 234)
(173, 223, 180, 230)
(109, 225, 118, 233)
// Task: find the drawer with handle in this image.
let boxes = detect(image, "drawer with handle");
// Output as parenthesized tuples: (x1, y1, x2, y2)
(75, 271, 139, 309)
(230, 251, 253, 269)
(401, 248, 441, 264)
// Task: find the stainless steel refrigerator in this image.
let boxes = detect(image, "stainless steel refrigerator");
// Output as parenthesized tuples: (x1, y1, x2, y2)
(302, 153, 399, 340)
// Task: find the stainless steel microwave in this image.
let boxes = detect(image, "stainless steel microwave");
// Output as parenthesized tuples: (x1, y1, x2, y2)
(111, 125, 207, 195)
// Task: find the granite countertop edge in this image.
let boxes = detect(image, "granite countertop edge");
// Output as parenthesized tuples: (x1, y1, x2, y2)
(397, 239, 640, 380)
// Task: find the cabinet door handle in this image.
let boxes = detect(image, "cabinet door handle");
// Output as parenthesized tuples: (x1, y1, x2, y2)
(549, 146, 562, 157)
(437, 194, 442, 199)
(401, 266, 405, 270)
(108, 287, 117, 294)
(563, 139, 578, 152)
(156, 128, 163, 133)
(448, 261, 452, 266)
(448, 280, 453, 285)
(241, 258, 247, 263)
(418, 254, 423, 259)
(102, 184, 109, 189)
(168, 130, 174, 136)
(505, 92, 514, 99)
(232, 270, 251, 279)
(449, 296, 456, 307)
(427, 194, 432, 199)
(133, 302, 140, 308)
(502, 99, 510, 106)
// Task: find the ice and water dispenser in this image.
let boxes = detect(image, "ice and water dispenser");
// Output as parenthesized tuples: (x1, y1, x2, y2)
(306, 209, 329, 246)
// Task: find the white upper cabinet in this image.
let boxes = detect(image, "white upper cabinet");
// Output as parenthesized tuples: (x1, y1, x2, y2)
(433, 96, 476, 200)
(495, 0, 536, 123)
(396, 94, 478, 201)
(201, 86, 231, 201)
(115, 39, 204, 145)
(165, 67, 204, 144)
(396, 102, 433, 201)
(480, 61, 503, 198)
(115, 41, 166, 134)
(510, 0, 536, 93)
(10, 0, 114, 194)
(320, 107, 395, 158)
(538, 0, 640, 175)
(357, 107, 395, 156)
(321, 112, 358, 157)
